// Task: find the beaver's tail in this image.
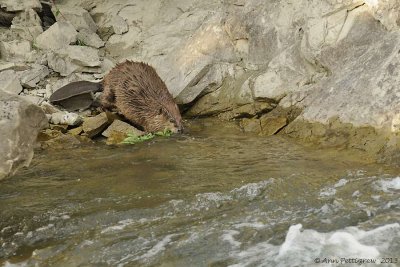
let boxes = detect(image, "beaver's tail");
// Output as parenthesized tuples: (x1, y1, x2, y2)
(49, 81, 103, 111)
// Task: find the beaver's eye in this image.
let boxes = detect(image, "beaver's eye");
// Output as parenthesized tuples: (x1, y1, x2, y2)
(158, 108, 163, 115)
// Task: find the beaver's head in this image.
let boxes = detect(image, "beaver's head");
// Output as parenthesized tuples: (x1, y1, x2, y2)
(145, 104, 183, 133)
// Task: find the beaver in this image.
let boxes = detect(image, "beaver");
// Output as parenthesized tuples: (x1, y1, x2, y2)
(50, 61, 183, 133)
(101, 61, 183, 133)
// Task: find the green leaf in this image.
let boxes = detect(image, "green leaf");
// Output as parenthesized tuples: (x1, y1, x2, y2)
(121, 129, 173, 145)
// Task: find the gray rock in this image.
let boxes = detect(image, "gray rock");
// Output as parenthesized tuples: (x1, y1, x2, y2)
(0, 90, 47, 180)
(47, 45, 100, 76)
(11, 9, 43, 41)
(0, 0, 41, 12)
(111, 15, 128, 35)
(0, 40, 33, 62)
(82, 112, 110, 138)
(102, 120, 144, 138)
(19, 95, 44, 105)
(64, 45, 101, 67)
(19, 64, 49, 88)
(53, 5, 97, 33)
(0, 70, 22, 94)
(77, 29, 105, 48)
(35, 21, 77, 51)
(296, 10, 400, 131)
(47, 52, 80, 77)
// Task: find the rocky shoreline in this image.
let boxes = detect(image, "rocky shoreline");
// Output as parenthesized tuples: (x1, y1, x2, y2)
(0, 0, 399, 179)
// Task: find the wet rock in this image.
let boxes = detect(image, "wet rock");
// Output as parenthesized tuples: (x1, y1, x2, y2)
(239, 118, 261, 133)
(41, 134, 81, 150)
(68, 126, 83, 136)
(77, 29, 105, 48)
(50, 124, 69, 133)
(0, 0, 41, 12)
(102, 120, 144, 138)
(19, 64, 49, 88)
(35, 21, 77, 51)
(53, 5, 97, 33)
(48, 111, 82, 126)
(105, 131, 128, 145)
(0, 90, 48, 180)
(37, 128, 63, 142)
(11, 9, 43, 41)
(260, 115, 288, 136)
(0, 40, 33, 62)
(82, 112, 110, 138)
(0, 70, 22, 94)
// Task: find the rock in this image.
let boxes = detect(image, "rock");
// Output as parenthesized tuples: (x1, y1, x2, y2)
(295, 10, 400, 131)
(175, 63, 235, 104)
(102, 120, 144, 138)
(252, 71, 285, 101)
(19, 95, 43, 105)
(0, 0, 41, 12)
(260, 115, 288, 136)
(50, 124, 69, 133)
(106, 131, 129, 145)
(0, 70, 22, 94)
(53, 5, 97, 33)
(111, 15, 128, 35)
(40, 101, 61, 114)
(77, 29, 105, 48)
(19, 64, 49, 88)
(0, 40, 33, 62)
(0, 61, 29, 72)
(47, 52, 79, 76)
(68, 126, 83, 136)
(48, 111, 82, 126)
(11, 9, 43, 41)
(82, 112, 110, 138)
(41, 134, 81, 150)
(0, 90, 47, 180)
(35, 21, 77, 51)
(64, 46, 101, 67)
(37, 128, 63, 142)
(239, 118, 261, 133)
(46, 46, 101, 76)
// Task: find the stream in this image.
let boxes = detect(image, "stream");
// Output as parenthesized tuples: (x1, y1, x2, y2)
(1, 119, 399, 266)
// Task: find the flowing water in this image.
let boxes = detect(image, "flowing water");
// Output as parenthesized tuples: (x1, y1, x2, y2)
(0, 119, 399, 267)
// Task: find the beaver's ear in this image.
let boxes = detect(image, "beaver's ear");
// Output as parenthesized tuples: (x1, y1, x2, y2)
(158, 108, 163, 115)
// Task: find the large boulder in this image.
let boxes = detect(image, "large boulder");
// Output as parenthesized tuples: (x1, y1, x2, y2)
(0, 90, 48, 180)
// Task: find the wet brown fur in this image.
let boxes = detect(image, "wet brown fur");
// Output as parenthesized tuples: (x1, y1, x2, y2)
(101, 61, 183, 133)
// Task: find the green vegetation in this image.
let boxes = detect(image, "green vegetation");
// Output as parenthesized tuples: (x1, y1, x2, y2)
(121, 129, 172, 144)
(76, 39, 87, 46)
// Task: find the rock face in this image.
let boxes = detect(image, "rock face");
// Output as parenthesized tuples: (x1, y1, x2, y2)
(0, 0, 399, 166)
(0, 90, 47, 180)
